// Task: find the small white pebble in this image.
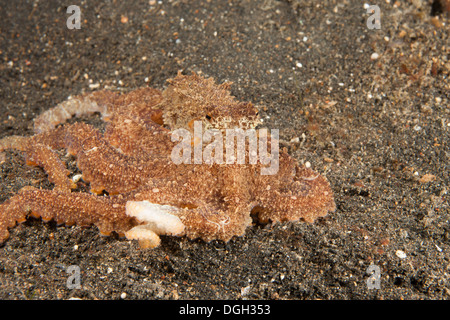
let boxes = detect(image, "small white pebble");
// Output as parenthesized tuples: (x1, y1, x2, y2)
(371, 52, 379, 60)
(305, 161, 311, 168)
(73, 245, 79, 251)
(395, 250, 407, 259)
(107, 267, 113, 274)
(72, 174, 83, 183)
(120, 292, 127, 299)
(240, 285, 251, 297)
(296, 62, 303, 68)
(89, 83, 100, 89)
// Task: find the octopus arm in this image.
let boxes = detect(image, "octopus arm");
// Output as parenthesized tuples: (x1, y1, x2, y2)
(1, 127, 83, 191)
(131, 179, 254, 243)
(33, 90, 119, 134)
(61, 122, 170, 194)
(178, 204, 254, 243)
(0, 187, 136, 243)
(255, 166, 336, 224)
(24, 143, 76, 191)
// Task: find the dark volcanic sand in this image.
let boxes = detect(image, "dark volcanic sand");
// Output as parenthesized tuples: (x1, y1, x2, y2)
(0, 0, 449, 299)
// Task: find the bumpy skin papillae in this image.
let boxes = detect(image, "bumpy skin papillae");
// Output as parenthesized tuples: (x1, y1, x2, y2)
(161, 71, 261, 132)
(0, 187, 135, 243)
(0, 72, 335, 246)
(129, 163, 256, 242)
(33, 90, 119, 134)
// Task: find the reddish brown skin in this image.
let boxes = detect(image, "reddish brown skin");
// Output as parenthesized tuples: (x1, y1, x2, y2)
(0, 73, 335, 245)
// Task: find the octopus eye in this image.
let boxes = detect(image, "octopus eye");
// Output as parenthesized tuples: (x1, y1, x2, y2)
(205, 114, 212, 120)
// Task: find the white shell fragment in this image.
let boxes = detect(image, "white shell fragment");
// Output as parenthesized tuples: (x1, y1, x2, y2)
(395, 250, 407, 259)
(124, 201, 185, 248)
(124, 225, 162, 249)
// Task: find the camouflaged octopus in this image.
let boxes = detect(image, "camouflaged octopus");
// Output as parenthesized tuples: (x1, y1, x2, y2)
(0, 72, 335, 248)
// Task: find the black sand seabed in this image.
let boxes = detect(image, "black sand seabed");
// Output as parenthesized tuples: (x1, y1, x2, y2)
(0, 0, 449, 300)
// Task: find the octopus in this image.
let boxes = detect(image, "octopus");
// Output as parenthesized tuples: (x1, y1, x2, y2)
(0, 72, 335, 248)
